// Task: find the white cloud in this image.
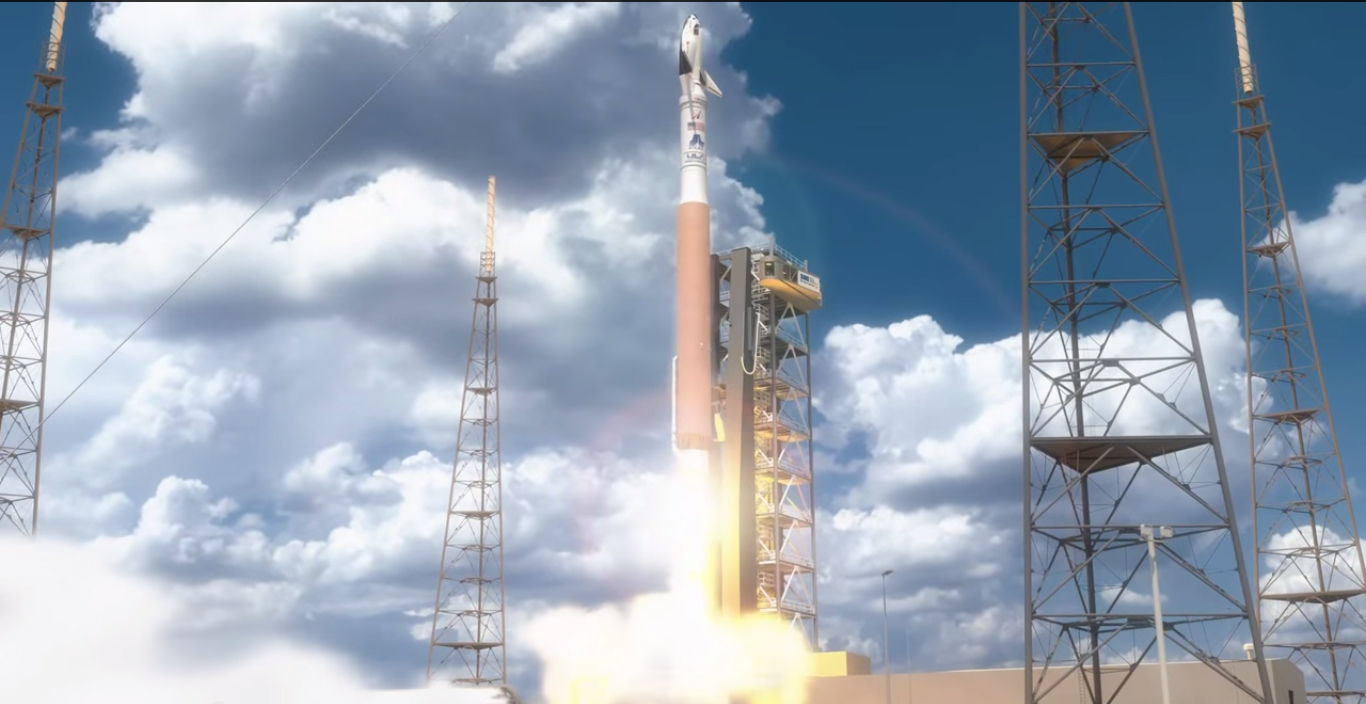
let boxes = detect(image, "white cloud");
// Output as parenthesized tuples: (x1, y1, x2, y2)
(817, 314, 1020, 497)
(0, 535, 507, 704)
(22, 0, 1345, 698)
(812, 298, 1262, 668)
(1291, 179, 1366, 304)
(73, 356, 260, 476)
(38, 2, 779, 692)
(492, 3, 623, 74)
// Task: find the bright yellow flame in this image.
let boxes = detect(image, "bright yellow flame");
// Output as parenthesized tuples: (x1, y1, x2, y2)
(530, 452, 811, 704)
(670, 449, 715, 602)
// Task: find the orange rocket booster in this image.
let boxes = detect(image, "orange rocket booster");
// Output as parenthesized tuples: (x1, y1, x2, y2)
(674, 14, 723, 454)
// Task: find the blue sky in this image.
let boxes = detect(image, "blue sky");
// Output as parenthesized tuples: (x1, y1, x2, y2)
(0, 2, 136, 241)
(732, 1, 1366, 331)
(4, 3, 1360, 476)
(727, 1, 1366, 480)
(1, 1, 1365, 699)
(0, 4, 124, 161)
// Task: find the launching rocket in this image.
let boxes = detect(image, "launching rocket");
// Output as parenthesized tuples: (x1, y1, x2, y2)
(674, 14, 722, 460)
(671, 13, 728, 621)
(674, 15, 758, 624)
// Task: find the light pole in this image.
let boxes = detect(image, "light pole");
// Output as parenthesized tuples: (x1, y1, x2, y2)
(1140, 525, 1174, 704)
(905, 624, 913, 704)
(881, 569, 894, 704)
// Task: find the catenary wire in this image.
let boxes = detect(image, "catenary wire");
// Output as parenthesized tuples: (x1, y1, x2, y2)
(33, 1, 472, 439)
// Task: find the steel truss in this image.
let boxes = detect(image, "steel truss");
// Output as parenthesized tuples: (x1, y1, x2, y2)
(1020, 4, 1270, 702)
(716, 241, 819, 645)
(1233, 12, 1366, 701)
(428, 177, 507, 686)
(0, 9, 66, 536)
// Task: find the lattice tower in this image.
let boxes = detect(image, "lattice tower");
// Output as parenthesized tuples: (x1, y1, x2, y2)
(0, 1, 67, 536)
(1231, 4, 1366, 702)
(1019, 4, 1271, 702)
(717, 240, 819, 645)
(427, 176, 507, 686)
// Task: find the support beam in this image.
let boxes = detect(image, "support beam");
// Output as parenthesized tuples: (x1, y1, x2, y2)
(720, 247, 757, 617)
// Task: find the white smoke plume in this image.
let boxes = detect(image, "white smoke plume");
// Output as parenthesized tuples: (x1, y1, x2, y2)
(522, 466, 812, 704)
(0, 535, 501, 704)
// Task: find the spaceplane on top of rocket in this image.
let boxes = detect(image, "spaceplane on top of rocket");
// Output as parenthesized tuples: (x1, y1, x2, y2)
(679, 15, 723, 101)
(673, 14, 722, 458)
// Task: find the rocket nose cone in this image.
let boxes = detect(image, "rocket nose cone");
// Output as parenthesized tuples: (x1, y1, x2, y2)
(680, 17, 703, 74)
(682, 15, 701, 41)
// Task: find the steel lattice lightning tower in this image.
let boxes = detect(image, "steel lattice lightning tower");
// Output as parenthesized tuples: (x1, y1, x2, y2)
(1020, 4, 1271, 703)
(427, 176, 507, 686)
(1231, 4, 1366, 702)
(0, 1, 67, 536)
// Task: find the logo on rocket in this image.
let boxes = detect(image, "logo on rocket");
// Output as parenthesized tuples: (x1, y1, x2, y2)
(679, 15, 721, 167)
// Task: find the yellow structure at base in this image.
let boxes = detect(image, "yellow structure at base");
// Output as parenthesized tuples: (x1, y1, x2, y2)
(568, 676, 608, 704)
(807, 651, 871, 678)
(757, 276, 821, 313)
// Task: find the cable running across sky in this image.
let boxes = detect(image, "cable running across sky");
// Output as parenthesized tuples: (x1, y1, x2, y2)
(31, 1, 472, 446)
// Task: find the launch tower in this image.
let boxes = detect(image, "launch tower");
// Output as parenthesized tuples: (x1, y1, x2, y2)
(1232, 4, 1366, 702)
(1019, 3, 1270, 703)
(715, 238, 821, 645)
(427, 177, 507, 686)
(0, 1, 67, 535)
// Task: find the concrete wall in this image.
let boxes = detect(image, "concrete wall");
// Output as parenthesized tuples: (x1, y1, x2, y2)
(808, 659, 1305, 704)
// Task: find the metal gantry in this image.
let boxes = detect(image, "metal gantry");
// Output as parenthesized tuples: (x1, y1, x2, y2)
(0, 1, 67, 536)
(428, 176, 507, 686)
(1020, 4, 1271, 703)
(1232, 4, 1366, 702)
(716, 239, 820, 646)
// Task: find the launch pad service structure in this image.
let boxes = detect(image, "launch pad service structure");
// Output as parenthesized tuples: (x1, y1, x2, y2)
(675, 13, 825, 645)
(714, 240, 822, 641)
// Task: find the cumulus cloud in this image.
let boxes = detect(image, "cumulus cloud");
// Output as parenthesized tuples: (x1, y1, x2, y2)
(30, 1, 785, 694)
(68, 1, 777, 215)
(812, 297, 1261, 668)
(21, 0, 1347, 698)
(1291, 179, 1366, 305)
(0, 535, 506, 704)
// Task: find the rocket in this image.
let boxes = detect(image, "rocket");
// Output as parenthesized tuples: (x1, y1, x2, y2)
(673, 14, 722, 460)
